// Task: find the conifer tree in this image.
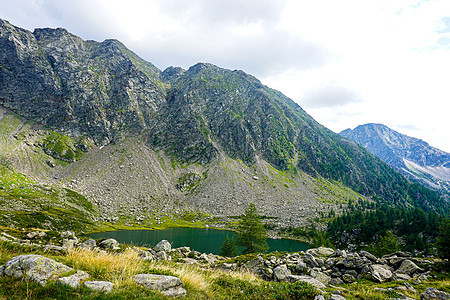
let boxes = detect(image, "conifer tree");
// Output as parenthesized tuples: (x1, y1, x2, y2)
(220, 235, 238, 257)
(235, 203, 268, 254)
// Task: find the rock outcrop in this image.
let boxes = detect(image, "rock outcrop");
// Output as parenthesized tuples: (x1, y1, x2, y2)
(0, 255, 72, 285)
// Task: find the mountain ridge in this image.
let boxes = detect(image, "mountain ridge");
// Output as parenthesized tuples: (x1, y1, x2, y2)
(0, 19, 447, 230)
(340, 123, 450, 197)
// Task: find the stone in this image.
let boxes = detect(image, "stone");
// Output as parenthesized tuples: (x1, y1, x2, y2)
(392, 271, 412, 281)
(331, 249, 347, 258)
(244, 256, 265, 273)
(389, 256, 405, 267)
(315, 296, 326, 300)
(218, 263, 237, 271)
(304, 253, 318, 267)
(43, 245, 64, 253)
(133, 274, 186, 298)
(359, 251, 377, 262)
(83, 280, 114, 293)
(98, 239, 120, 250)
(26, 231, 46, 239)
(79, 239, 96, 250)
(154, 240, 171, 252)
(310, 268, 331, 285)
(369, 264, 393, 283)
(199, 253, 217, 264)
(62, 238, 78, 250)
(342, 273, 356, 283)
(404, 282, 416, 293)
(329, 295, 347, 300)
(420, 288, 450, 300)
(138, 250, 154, 261)
(1, 254, 72, 285)
(307, 247, 335, 257)
(273, 265, 292, 282)
(57, 270, 90, 288)
(341, 253, 365, 269)
(155, 250, 168, 261)
(330, 278, 344, 285)
(295, 260, 309, 273)
(396, 259, 423, 276)
(287, 275, 327, 289)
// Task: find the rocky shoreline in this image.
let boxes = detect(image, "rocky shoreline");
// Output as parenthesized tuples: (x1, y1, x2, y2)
(0, 229, 448, 299)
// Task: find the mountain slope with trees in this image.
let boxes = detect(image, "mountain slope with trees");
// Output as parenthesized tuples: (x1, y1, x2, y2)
(0, 19, 448, 230)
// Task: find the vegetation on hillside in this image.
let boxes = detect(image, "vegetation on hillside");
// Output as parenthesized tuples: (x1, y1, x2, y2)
(325, 200, 447, 256)
(0, 160, 98, 231)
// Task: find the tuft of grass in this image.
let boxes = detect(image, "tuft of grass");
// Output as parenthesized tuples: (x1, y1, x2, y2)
(64, 248, 142, 287)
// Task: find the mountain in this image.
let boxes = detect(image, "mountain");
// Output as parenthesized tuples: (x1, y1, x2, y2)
(0, 19, 447, 230)
(340, 123, 450, 197)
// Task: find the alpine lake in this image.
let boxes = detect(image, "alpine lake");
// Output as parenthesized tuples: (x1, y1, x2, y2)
(88, 227, 310, 255)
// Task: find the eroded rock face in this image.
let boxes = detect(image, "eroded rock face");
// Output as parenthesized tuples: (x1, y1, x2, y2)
(133, 274, 186, 298)
(0, 255, 72, 285)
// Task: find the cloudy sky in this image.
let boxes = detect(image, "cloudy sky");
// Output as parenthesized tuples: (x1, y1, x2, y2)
(1, 0, 450, 152)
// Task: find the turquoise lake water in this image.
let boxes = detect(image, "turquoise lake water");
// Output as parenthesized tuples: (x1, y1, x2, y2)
(88, 227, 310, 255)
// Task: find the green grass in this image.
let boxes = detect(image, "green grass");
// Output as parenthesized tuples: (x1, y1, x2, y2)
(39, 132, 89, 162)
(0, 162, 98, 232)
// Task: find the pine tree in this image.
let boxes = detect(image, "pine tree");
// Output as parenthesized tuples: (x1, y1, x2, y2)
(435, 217, 450, 259)
(219, 235, 238, 257)
(235, 203, 268, 254)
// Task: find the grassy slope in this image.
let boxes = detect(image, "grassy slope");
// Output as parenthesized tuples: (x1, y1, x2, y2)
(0, 108, 98, 231)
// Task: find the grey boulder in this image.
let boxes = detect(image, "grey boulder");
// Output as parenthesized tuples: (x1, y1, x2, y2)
(98, 239, 120, 250)
(133, 274, 186, 298)
(420, 288, 450, 300)
(273, 265, 291, 282)
(0, 255, 72, 285)
(57, 270, 90, 288)
(396, 259, 423, 276)
(83, 280, 114, 293)
(369, 264, 393, 283)
(154, 240, 172, 252)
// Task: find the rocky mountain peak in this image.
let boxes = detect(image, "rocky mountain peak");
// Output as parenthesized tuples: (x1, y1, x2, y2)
(340, 123, 450, 195)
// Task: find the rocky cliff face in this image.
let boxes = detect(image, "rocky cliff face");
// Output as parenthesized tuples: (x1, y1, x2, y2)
(0, 19, 165, 145)
(340, 124, 450, 196)
(0, 19, 447, 227)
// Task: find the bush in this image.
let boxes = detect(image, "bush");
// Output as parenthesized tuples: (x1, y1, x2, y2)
(213, 275, 319, 300)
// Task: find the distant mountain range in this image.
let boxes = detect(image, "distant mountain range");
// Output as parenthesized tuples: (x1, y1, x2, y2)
(0, 19, 447, 230)
(340, 123, 450, 198)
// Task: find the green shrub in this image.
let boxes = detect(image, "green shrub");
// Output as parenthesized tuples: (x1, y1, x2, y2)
(213, 275, 319, 299)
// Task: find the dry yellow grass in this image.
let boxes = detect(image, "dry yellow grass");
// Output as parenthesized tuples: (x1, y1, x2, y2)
(65, 248, 143, 286)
